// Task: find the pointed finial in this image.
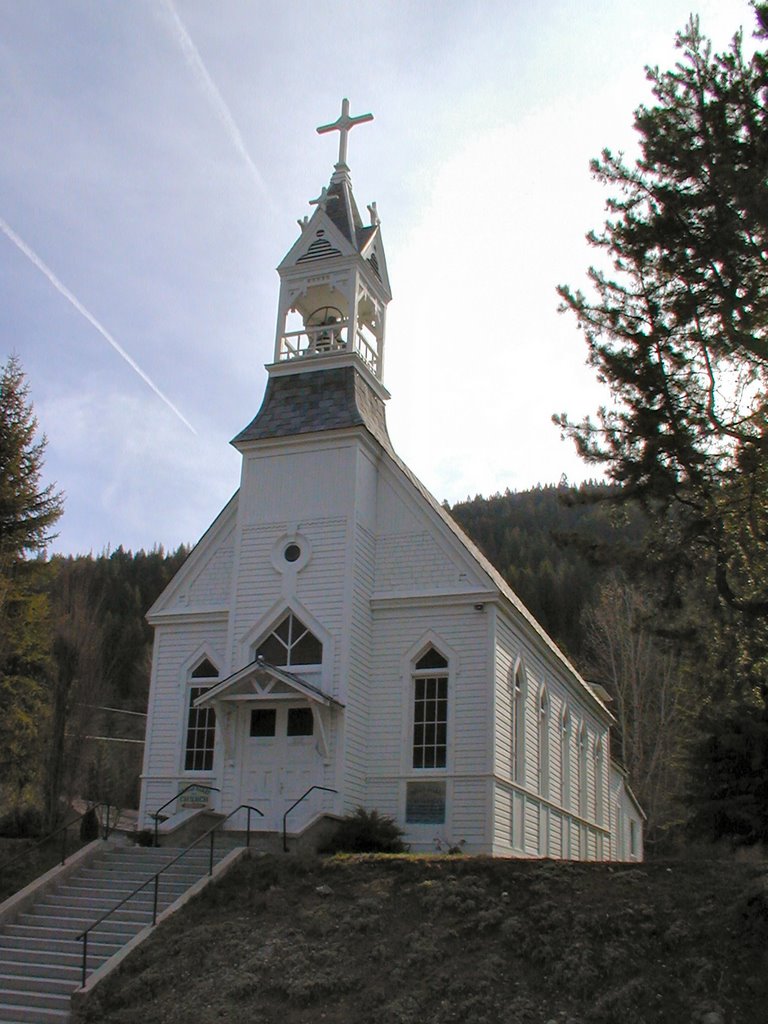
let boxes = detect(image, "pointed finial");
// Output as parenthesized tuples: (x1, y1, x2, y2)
(309, 186, 333, 210)
(317, 98, 373, 169)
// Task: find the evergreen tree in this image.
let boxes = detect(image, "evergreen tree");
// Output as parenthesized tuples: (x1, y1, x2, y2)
(0, 355, 63, 816)
(556, 8, 768, 702)
(688, 704, 768, 845)
(0, 355, 63, 565)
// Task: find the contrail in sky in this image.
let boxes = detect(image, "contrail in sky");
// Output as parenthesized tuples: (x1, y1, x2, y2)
(0, 217, 197, 435)
(160, 0, 273, 208)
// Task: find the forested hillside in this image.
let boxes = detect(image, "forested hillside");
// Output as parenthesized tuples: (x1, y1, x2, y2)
(0, 535, 188, 835)
(448, 482, 644, 662)
(41, 546, 190, 821)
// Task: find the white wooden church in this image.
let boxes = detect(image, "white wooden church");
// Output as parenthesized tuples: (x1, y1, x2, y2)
(138, 101, 644, 860)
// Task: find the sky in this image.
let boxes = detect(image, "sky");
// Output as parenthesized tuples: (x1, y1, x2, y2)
(1, 0, 756, 556)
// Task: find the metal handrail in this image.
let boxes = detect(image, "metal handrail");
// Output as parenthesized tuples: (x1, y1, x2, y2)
(282, 786, 337, 852)
(151, 784, 220, 848)
(76, 802, 263, 988)
(0, 803, 117, 874)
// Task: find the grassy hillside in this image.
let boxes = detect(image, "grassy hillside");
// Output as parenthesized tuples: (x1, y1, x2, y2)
(75, 853, 768, 1024)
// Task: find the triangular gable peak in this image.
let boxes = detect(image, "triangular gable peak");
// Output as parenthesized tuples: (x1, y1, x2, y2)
(146, 493, 239, 621)
(278, 205, 359, 273)
(358, 224, 391, 296)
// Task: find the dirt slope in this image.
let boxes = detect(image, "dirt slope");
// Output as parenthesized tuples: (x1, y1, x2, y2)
(75, 854, 768, 1024)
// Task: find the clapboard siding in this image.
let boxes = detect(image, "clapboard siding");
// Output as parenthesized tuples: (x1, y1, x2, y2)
(231, 517, 347, 670)
(239, 445, 357, 524)
(139, 619, 228, 824)
(374, 470, 486, 592)
(343, 516, 377, 810)
(610, 766, 644, 861)
(365, 778, 399, 822)
(368, 604, 490, 778)
(187, 535, 235, 606)
(492, 613, 613, 859)
(451, 778, 488, 848)
(367, 600, 491, 848)
(230, 523, 283, 657)
(375, 533, 467, 591)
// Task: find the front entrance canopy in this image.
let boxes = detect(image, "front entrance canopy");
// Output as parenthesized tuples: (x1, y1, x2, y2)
(193, 658, 344, 711)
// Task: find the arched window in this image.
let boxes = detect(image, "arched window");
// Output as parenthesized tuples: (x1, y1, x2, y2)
(184, 657, 218, 772)
(594, 737, 604, 826)
(255, 612, 322, 668)
(615, 802, 624, 859)
(412, 646, 448, 769)
(560, 705, 571, 809)
(538, 687, 550, 799)
(512, 665, 526, 783)
(578, 722, 588, 817)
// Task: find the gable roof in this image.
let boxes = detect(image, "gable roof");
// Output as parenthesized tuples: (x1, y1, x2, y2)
(196, 658, 344, 709)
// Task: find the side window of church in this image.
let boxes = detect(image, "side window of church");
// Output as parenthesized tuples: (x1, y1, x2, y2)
(184, 659, 218, 771)
(255, 612, 322, 667)
(412, 647, 448, 769)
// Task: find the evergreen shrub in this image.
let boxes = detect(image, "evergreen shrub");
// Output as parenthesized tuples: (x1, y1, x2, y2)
(320, 807, 406, 854)
(80, 807, 100, 842)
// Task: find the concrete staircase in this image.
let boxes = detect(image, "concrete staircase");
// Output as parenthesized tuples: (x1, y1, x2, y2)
(0, 841, 239, 1023)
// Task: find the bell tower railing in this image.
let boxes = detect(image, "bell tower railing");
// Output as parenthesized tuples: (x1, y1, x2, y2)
(278, 321, 379, 375)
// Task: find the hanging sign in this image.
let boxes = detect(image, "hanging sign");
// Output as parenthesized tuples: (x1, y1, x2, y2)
(179, 784, 210, 809)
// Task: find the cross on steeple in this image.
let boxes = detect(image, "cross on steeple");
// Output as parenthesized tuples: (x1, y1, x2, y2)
(316, 98, 373, 169)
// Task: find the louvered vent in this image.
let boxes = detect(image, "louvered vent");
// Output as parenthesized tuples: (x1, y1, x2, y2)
(297, 237, 342, 263)
(368, 248, 381, 280)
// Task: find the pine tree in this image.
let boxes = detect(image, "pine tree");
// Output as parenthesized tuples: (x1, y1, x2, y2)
(0, 355, 63, 566)
(0, 355, 63, 816)
(556, 8, 768, 701)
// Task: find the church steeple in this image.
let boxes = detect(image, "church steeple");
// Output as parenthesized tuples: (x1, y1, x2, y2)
(270, 99, 391, 391)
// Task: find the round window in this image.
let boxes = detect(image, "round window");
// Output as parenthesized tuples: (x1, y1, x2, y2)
(284, 543, 302, 563)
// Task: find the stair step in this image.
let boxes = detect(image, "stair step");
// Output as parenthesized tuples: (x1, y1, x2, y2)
(0, 972, 71, 995)
(4, 922, 138, 946)
(0, 933, 120, 957)
(0, 959, 80, 982)
(0, 1003, 69, 1024)
(95, 849, 217, 864)
(16, 910, 152, 932)
(61, 878, 190, 895)
(23, 901, 157, 923)
(76, 869, 209, 887)
(0, 988, 70, 1011)
(38, 895, 182, 919)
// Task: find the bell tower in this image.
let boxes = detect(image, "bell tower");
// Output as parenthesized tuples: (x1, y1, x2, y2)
(270, 99, 392, 395)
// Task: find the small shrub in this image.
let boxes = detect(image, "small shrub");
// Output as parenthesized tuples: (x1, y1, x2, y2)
(0, 806, 44, 838)
(80, 807, 100, 842)
(320, 807, 406, 854)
